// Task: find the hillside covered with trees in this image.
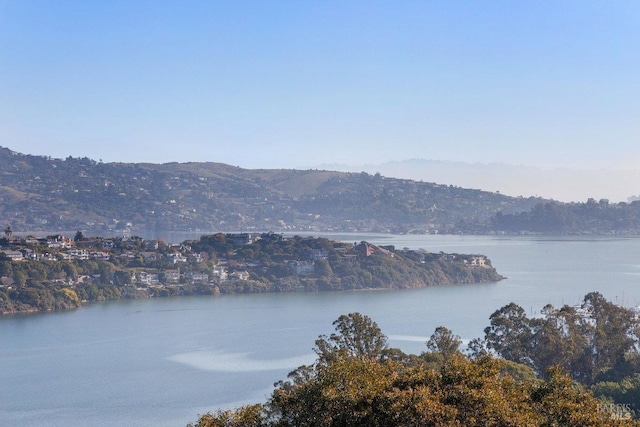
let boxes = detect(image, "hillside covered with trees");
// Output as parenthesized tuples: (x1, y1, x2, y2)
(0, 232, 502, 314)
(0, 146, 542, 235)
(3, 146, 638, 236)
(188, 295, 640, 426)
(489, 199, 640, 235)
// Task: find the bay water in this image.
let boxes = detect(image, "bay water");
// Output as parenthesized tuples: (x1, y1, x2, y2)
(1, 234, 639, 426)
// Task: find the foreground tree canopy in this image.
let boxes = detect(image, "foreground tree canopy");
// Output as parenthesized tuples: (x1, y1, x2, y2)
(484, 292, 639, 384)
(188, 295, 640, 426)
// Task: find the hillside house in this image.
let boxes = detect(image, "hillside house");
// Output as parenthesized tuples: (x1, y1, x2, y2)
(91, 251, 111, 261)
(47, 235, 72, 249)
(286, 260, 315, 275)
(230, 270, 250, 281)
(143, 240, 159, 250)
(188, 252, 204, 263)
(36, 252, 58, 261)
(3, 250, 24, 261)
(24, 237, 39, 245)
(212, 266, 228, 283)
(469, 256, 488, 267)
(189, 272, 209, 284)
(141, 252, 158, 263)
(356, 242, 375, 257)
(65, 249, 89, 260)
(227, 233, 261, 247)
(309, 249, 328, 260)
(167, 253, 188, 264)
(137, 271, 160, 285)
(163, 269, 180, 284)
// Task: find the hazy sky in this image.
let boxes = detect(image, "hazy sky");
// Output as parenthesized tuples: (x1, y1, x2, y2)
(1, 1, 639, 171)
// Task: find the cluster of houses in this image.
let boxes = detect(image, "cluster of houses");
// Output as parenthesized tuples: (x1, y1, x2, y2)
(0, 234, 255, 288)
(1, 231, 491, 289)
(2, 235, 77, 262)
(132, 266, 250, 286)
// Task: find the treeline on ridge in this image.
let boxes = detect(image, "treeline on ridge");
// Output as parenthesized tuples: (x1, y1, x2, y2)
(490, 198, 640, 234)
(3, 146, 640, 235)
(0, 146, 543, 234)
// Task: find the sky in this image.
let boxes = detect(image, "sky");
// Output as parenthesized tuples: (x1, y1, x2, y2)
(1, 1, 639, 195)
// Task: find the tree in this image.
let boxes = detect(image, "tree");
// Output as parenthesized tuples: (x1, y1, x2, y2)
(482, 294, 640, 385)
(188, 313, 637, 427)
(582, 292, 638, 380)
(592, 374, 640, 415)
(4, 225, 11, 238)
(313, 313, 388, 364)
(74, 230, 84, 242)
(313, 258, 332, 278)
(12, 270, 27, 287)
(530, 366, 628, 426)
(187, 404, 265, 427)
(113, 270, 132, 286)
(97, 262, 114, 284)
(484, 302, 533, 365)
(270, 356, 399, 427)
(529, 304, 591, 382)
(466, 337, 489, 359)
(426, 325, 462, 361)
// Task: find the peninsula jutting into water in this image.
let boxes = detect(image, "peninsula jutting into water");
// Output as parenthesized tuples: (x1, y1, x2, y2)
(0, 232, 503, 314)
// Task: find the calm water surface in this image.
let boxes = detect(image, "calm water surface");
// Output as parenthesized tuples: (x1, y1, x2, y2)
(1, 234, 639, 426)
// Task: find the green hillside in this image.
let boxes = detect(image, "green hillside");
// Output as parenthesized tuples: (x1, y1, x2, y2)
(0, 147, 542, 234)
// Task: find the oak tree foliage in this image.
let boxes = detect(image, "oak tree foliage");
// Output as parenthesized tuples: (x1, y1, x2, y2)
(189, 301, 640, 427)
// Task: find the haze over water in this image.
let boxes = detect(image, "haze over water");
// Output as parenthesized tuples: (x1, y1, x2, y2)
(1, 234, 639, 426)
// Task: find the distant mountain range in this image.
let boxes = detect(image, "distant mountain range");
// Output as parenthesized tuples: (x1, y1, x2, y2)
(0, 147, 544, 235)
(317, 159, 640, 203)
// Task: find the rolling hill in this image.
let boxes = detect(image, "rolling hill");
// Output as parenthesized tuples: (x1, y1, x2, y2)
(0, 146, 544, 235)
